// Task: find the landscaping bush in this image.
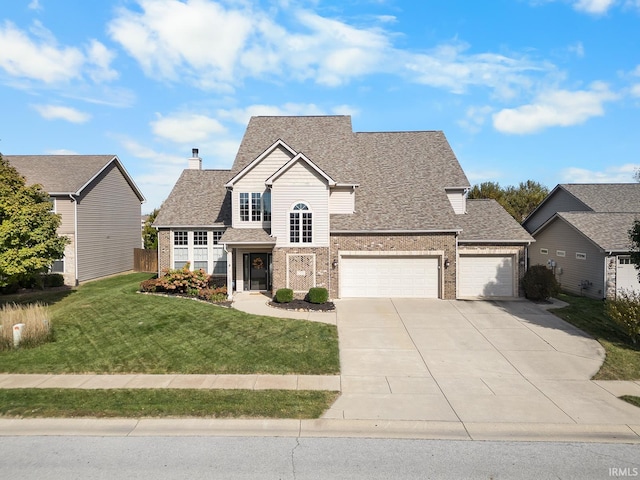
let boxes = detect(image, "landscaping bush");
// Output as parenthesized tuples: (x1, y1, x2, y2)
(41, 273, 65, 288)
(140, 278, 159, 293)
(521, 265, 560, 301)
(155, 264, 210, 294)
(606, 290, 640, 345)
(0, 303, 52, 350)
(197, 286, 228, 303)
(307, 287, 329, 304)
(275, 288, 294, 303)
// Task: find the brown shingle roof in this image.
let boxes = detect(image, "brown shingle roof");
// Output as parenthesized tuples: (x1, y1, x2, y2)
(153, 169, 231, 227)
(6, 155, 119, 194)
(458, 200, 535, 242)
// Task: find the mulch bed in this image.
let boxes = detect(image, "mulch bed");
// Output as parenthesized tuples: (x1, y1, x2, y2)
(268, 299, 336, 312)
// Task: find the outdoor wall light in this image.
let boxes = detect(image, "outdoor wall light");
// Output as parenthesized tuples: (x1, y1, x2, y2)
(444, 258, 450, 268)
(332, 259, 338, 268)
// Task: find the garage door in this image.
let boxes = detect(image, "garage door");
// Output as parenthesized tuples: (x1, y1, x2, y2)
(458, 256, 514, 297)
(616, 256, 640, 294)
(340, 256, 439, 298)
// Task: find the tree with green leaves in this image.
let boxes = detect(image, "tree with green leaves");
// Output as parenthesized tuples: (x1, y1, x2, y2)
(0, 154, 67, 287)
(630, 221, 640, 281)
(142, 207, 160, 250)
(468, 180, 549, 223)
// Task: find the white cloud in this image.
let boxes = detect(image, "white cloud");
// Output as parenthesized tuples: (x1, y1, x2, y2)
(458, 105, 493, 133)
(86, 40, 118, 82)
(28, 0, 43, 11)
(572, 0, 616, 14)
(32, 104, 91, 123)
(568, 41, 585, 58)
(0, 20, 84, 83)
(560, 163, 640, 182)
(631, 83, 640, 97)
(151, 112, 227, 143)
(492, 82, 618, 134)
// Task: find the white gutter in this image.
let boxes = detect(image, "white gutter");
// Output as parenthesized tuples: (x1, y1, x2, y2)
(69, 194, 79, 286)
(331, 229, 463, 234)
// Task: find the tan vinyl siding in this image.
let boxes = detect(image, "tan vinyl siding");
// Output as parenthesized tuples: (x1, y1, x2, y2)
(526, 190, 590, 233)
(75, 162, 142, 282)
(329, 187, 355, 214)
(528, 219, 606, 299)
(271, 163, 330, 247)
(52, 195, 76, 235)
(231, 146, 292, 228)
(446, 189, 466, 214)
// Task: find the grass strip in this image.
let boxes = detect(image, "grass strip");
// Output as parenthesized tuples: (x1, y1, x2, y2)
(0, 273, 340, 375)
(0, 389, 339, 419)
(620, 396, 640, 408)
(550, 293, 640, 380)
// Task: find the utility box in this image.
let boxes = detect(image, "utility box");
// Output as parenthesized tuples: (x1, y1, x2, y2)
(13, 323, 25, 347)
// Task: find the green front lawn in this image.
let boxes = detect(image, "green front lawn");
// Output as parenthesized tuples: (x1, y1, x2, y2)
(550, 293, 640, 380)
(0, 389, 338, 419)
(0, 273, 340, 375)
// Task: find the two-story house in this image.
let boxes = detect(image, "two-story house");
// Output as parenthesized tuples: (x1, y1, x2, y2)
(154, 116, 533, 300)
(7, 155, 145, 286)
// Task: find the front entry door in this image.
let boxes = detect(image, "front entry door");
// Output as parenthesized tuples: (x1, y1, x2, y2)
(244, 253, 271, 291)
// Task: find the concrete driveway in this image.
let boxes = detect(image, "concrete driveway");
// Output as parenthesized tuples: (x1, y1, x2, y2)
(324, 298, 640, 426)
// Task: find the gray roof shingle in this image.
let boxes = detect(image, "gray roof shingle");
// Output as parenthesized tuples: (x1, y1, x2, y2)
(154, 169, 232, 227)
(560, 183, 640, 212)
(219, 228, 275, 244)
(6, 155, 120, 194)
(458, 200, 535, 242)
(556, 212, 640, 251)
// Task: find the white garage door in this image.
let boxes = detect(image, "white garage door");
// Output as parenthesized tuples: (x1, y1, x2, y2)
(616, 256, 640, 294)
(458, 256, 514, 298)
(340, 256, 439, 298)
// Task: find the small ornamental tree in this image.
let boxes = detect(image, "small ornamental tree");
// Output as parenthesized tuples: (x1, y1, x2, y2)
(142, 207, 160, 250)
(0, 154, 67, 287)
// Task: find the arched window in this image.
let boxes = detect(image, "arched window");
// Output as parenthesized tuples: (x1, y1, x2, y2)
(290, 202, 312, 243)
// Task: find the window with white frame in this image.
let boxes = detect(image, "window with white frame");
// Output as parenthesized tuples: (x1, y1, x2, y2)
(51, 258, 64, 273)
(540, 248, 548, 255)
(173, 231, 188, 269)
(239, 192, 271, 222)
(212, 248, 226, 274)
(251, 193, 261, 221)
(240, 193, 249, 221)
(290, 203, 312, 243)
(212, 231, 223, 245)
(193, 231, 208, 271)
(556, 250, 566, 257)
(262, 191, 271, 222)
(620, 256, 632, 265)
(576, 252, 587, 260)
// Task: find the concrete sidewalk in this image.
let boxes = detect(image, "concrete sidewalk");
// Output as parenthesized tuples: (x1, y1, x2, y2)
(1, 294, 639, 443)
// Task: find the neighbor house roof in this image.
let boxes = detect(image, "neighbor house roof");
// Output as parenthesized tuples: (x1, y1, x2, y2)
(550, 212, 640, 252)
(153, 169, 231, 227)
(457, 200, 535, 243)
(5, 154, 145, 201)
(560, 183, 640, 213)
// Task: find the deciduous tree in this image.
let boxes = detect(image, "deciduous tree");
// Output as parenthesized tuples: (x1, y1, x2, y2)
(142, 208, 160, 250)
(0, 154, 67, 287)
(468, 180, 548, 223)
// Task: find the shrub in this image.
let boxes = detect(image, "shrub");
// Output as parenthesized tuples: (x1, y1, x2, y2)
(0, 303, 53, 350)
(42, 273, 65, 288)
(155, 264, 210, 294)
(197, 286, 228, 303)
(275, 288, 294, 303)
(606, 290, 640, 344)
(307, 287, 329, 304)
(521, 265, 560, 301)
(140, 278, 159, 293)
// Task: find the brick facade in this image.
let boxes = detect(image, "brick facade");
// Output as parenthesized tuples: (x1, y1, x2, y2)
(158, 230, 171, 274)
(329, 233, 458, 299)
(272, 246, 330, 298)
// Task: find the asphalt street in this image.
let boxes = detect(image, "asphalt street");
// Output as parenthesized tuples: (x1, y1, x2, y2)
(1, 436, 639, 479)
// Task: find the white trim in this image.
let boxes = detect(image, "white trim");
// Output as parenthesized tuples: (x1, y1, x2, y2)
(285, 253, 316, 292)
(265, 153, 336, 186)
(224, 139, 298, 187)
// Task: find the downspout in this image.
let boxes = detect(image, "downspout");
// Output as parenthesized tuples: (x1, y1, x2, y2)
(69, 194, 79, 286)
(454, 231, 459, 300)
(223, 243, 233, 301)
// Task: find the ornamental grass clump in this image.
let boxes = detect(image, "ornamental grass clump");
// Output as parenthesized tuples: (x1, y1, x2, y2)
(606, 289, 640, 345)
(0, 303, 52, 350)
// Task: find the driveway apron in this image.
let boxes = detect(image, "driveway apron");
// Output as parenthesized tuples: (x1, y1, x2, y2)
(323, 298, 640, 426)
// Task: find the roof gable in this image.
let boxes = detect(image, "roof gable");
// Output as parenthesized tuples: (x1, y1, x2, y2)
(224, 139, 296, 187)
(560, 184, 640, 212)
(6, 154, 145, 202)
(265, 153, 336, 186)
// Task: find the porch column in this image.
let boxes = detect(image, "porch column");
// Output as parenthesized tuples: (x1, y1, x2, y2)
(225, 246, 233, 301)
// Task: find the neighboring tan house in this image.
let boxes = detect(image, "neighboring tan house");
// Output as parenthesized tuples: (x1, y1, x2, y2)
(522, 183, 640, 299)
(6, 155, 145, 286)
(154, 116, 533, 300)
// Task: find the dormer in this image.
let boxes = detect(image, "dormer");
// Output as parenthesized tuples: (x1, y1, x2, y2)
(446, 187, 468, 214)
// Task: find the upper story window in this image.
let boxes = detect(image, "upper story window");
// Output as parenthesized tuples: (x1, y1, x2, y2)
(239, 191, 271, 222)
(290, 202, 312, 243)
(212, 231, 223, 245)
(193, 231, 207, 246)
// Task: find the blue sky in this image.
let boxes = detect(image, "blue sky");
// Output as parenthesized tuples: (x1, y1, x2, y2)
(1, 0, 639, 213)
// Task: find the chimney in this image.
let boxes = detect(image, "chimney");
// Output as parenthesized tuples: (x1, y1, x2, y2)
(188, 148, 202, 170)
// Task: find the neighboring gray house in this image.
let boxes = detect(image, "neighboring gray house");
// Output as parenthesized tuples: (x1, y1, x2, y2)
(6, 155, 145, 285)
(154, 116, 533, 300)
(522, 183, 640, 299)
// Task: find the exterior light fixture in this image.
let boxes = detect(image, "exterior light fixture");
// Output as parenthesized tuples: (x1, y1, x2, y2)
(444, 258, 450, 268)
(332, 259, 338, 268)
